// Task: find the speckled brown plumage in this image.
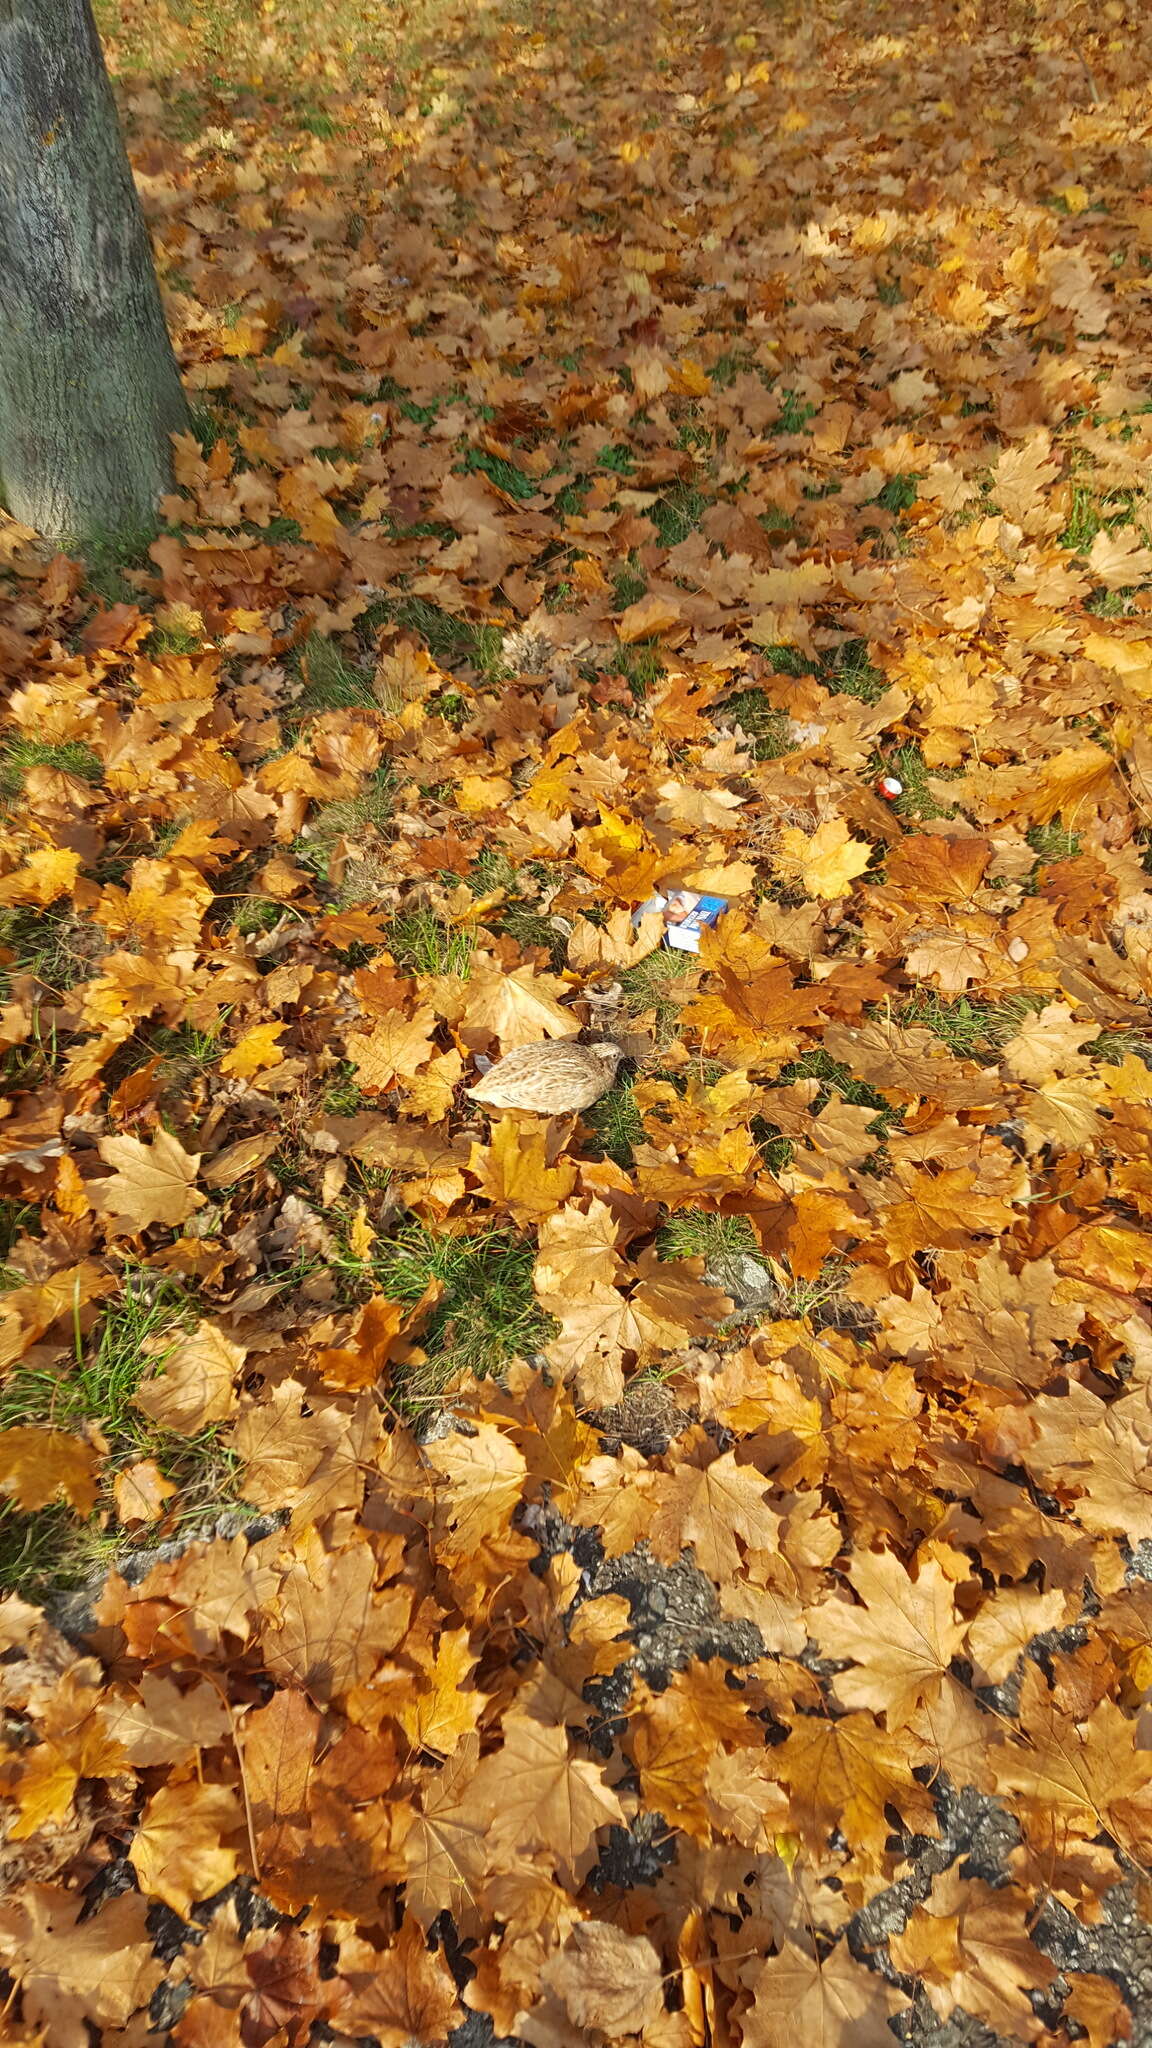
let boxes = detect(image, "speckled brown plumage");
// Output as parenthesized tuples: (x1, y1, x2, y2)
(466, 1039, 623, 1115)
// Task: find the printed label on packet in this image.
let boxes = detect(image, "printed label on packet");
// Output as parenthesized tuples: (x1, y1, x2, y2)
(633, 890, 728, 955)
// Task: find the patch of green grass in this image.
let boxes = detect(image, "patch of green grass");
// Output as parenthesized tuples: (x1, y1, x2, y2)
(1092, 1028, 1152, 1068)
(388, 906, 475, 977)
(151, 1020, 225, 1070)
(358, 1222, 554, 1403)
(187, 404, 225, 457)
(553, 481, 589, 522)
(497, 900, 567, 965)
(149, 622, 202, 655)
(1059, 483, 1140, 554)
(597, 443, 636, 475)
(873, 472, 922, 515)
(708, 351, 759, 388)
(773, 1259, 856, 1325)
(613, 642, 665, 698)
(900, 992, 1043, 1059)
(0, 1199, 37, 1263)
(1027, 822, 1082, 862)
(772, 389, 818, 436)
(296, 103, 342, 137)
(0, 1277, 237, 1594)
(0, 1505, 121, 1601)
(324, 1064, 365, 1115)
(296, 631, 378, 713)
(875, 743, 955, 820)
(260, 516, 304, 545)
(651, 484, 709, 549)
(821, 639, 886, 704)
(657, 1210, 758, 1263)
(387, 598, 507, 682)
(618, 944, 698, 1038)
(459, 853, 566, 963)
(613, 563, 648, 609)
(583, 1078, 645, 1167)
(460, 447, 536, 502)
(774, 1048, 901, 1137)
(0, 1279, 188, 1443)
(653, 1214, 851, 1328)
(717, 688, 793, 761)
(230, 895, 291, 937)
(0, 737, 104, 799)
(426, 688, 472, 729)
(0, 905, 106, 998)
(298, 764, 398, 881)
(74, 525, 156, 605)
(467, 847, 519, 894)
(761, 644, 814, 679)
(750, 1116, 793, 1176)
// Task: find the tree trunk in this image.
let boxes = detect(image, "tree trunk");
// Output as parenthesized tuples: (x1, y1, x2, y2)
(0, 0, 190, 541)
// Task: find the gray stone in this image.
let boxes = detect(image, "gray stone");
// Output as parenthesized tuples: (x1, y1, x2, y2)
(704, 1251, 777, 1310)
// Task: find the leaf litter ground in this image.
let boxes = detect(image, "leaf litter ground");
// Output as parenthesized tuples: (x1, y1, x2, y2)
(2, 0, 1152, 2042)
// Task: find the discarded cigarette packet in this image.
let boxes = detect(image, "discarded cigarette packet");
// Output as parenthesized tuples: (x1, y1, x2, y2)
(633, 890, 728, 955)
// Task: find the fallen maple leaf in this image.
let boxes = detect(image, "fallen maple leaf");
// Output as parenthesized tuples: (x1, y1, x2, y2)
(464, 1710, 626, 1879)
(129, 1778, 246, 1915)
(346, 1006, 438, 1091)
(134, 1319, 244, 1433)
(740, 1936, 903, 2048)
(112, 1458, 177, 1525)
(648, 1448, 779, 1581)
(261, 1535, 412, 1702)
(334, 1918, 459, 2047)
(0, 1427, 100, 1514)
(806, 1549, 968, 1726)
(617, 592, 683, 642)
(889, 1873, 1055, 2040)
(90, 1129, 205, 1231)
(424, 1421, 528, 1561)
(399, 1626, 488, 1757)
(462, 964, 579, 1049)
(219, 1019, 287, 1077)
(0, 1888, 163, 2048)
(777, 815, 873, 900)
(99, 1673, 230, 1766)
(540, 1922, 665, 2035)
(773, 1709, 937, 1862)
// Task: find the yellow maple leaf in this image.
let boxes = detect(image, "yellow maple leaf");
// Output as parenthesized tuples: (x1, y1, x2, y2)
(616, 591, 682, 642)
(807, 1549, 968, 1726)
(463, 1711, 625, 1879)
(424, 1420, 528, 1562)
(461, 964, 578, 1050)
(777, 815, 873, 899)
(0, 1426, 100, 1515)
(91, 1129, 205, 1232)
(134, 1320, 244, 1434)
(456, 772, 515, 814)
(113, 1459, 179, 1527)
(346, 1006, 438, 1091)
(648, 1449, 779, 1581)
(469, 1117, 578, 1225)
(130, 1779, 244, 1915)
(399, 1626, 488, 1756)
(0, 845, 82, 907)
(219, 1020, 287, 1077)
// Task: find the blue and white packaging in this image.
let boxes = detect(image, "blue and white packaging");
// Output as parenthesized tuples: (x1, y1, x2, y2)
(633, 889, 728, 955)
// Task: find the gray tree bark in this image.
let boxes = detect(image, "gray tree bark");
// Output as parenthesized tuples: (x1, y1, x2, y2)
(0, 0, 190, 541)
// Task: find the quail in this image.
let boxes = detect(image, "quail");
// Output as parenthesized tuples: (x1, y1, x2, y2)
(466, 1038, 623, 1115)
